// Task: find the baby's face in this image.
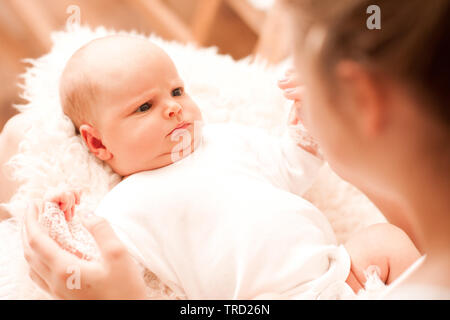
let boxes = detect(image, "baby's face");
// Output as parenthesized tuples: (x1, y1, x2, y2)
(83, 37, 203, 176)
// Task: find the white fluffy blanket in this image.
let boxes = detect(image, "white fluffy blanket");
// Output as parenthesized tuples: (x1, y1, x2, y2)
(0, 26, 386, 300)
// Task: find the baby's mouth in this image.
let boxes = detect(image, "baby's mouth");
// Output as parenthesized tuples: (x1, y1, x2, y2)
(167, 122, 191, 137)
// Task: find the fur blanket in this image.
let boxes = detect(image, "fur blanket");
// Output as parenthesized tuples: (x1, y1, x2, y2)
(0, 26, 386, 299)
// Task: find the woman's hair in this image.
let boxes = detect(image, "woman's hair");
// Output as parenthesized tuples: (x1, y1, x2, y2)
(285, 0, 450, 126)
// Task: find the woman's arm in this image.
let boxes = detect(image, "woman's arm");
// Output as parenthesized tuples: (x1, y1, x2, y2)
(23, 201, 148, 299)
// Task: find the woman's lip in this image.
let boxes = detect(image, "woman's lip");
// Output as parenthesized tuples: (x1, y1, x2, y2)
(167, 122, 191, 136)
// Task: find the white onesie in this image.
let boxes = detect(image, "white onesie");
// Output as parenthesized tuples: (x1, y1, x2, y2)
(94, 123, 354, 299)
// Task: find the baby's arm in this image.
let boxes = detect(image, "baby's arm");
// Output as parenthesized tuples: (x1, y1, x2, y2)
(268, 68, 324, 195)
(279, 68, 323, 159)
(344, 223, 421, 293)
(241, 124, 323, 196)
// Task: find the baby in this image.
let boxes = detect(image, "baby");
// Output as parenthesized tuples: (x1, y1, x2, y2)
(47, 35, 419, 299)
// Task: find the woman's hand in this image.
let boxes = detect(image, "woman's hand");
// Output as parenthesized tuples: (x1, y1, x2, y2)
(22, 201, 148, 300)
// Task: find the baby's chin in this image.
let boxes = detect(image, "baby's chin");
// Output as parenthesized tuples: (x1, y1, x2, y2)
(168, 122, 203, 164)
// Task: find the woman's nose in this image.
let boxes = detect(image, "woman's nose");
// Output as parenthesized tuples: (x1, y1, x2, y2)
(163, 102, 183, 120)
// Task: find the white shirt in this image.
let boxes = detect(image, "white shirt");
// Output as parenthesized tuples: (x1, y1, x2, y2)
(95, 123, 353, 299)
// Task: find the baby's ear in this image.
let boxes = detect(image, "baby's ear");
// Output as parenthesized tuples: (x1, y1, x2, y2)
(79, 124, 112, 161)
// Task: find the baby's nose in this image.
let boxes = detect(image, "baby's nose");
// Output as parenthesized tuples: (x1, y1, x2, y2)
(164, 102, 183, 119)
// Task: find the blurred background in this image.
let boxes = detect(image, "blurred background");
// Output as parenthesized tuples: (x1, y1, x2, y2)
(0, 0, 292, 131)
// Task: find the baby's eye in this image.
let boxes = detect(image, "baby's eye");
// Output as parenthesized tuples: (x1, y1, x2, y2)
(136, 102, 152, 113)
(172, 87, 184, 97)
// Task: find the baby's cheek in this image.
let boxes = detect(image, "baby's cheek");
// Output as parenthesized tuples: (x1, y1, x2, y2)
(185, 98, 202, 118)
(142, 131, 167, 156)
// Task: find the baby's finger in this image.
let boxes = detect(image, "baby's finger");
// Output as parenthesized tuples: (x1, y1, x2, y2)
(62, 192, 76, 221)
(62, 203, 70, 221)
(278, 75, 302, 90)
(59, 200, 67, 212)
(56, 192, 69, 211)
(283, 87, 305, 101)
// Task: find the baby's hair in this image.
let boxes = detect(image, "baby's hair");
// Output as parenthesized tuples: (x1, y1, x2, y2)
(285, 0, 450, 126)
(59, 68, 97, 134)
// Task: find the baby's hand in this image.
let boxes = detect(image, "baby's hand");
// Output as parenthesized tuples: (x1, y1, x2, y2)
(278, 67, 303, 100)
(47, 190, 81, 222)
(278, 68, 304, 126)
(278, 68, 323, 159)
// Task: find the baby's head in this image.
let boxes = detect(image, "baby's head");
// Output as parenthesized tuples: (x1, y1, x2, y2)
(59, 35, 203, 177)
